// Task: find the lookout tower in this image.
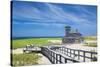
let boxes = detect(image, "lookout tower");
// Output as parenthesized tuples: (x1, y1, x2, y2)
(62, 26, 83, 44)
(65, 26, 71, 36)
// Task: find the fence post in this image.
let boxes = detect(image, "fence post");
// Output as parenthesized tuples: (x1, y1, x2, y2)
(51, 51, 53, 63)
(56, 54, 58, 64)
(70, 49, 71, 57)
(64, 47, 66, 55)
(83, 51, 85, 62)
(67, 48, 69, 56)
(59, 54, 62, 63)
(60, 47, 61, 53)
(91, 52, 93, 61)
(52, 52, 54, 64)
(60, 47, 62, 53)
(62, 47, 64, 54)
(78, 50, 80, 60)
(65, 58, 67, 63)
(73, 50, 75, 58)
(50, 51, 52, 62)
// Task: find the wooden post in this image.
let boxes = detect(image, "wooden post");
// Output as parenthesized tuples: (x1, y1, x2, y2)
(59, 47, 61, 53)
(50, 51, 52, 61)
(78, 50, 80, 60)
(52, 52, 55, 64)
(53, 53, 55, 64)
(70, 49, 71, 57)
(65, 58, 67, 63)
(59, 54, 62, 63)
(91, 52, 93, 61)
(67, 48, 68, 56)
(64, 48, 66, 54)
(62, 47, 64, 54)
(60, 47, 62, 53)
(56, 54, 58, 64)
(83, 51, 85, 62)
(63, 47, 64, 54)
(51, 52, 53, 63)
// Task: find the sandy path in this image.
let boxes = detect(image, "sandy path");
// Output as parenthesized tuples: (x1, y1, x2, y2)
(37, 53, 51, 64)
(64, 44, 97, 52)
(12, 48, 24, 54)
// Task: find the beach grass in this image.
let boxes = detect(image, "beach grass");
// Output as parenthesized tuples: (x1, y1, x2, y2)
(12, 38, 62, 49)
(12, 53, 41, 66)
(83, 36, 97, 41)
(84, 43, 97, 47)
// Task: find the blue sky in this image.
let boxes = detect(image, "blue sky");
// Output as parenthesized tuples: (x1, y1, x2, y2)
(12, 1, 97, 37)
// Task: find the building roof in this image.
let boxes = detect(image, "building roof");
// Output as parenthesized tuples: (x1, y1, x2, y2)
(64, 25, 71, 28)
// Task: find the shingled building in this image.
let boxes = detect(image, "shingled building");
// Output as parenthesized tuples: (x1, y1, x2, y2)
(62, 26, 83, 44)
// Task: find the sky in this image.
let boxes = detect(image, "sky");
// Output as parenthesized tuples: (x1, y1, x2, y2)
(12, 1, 97, 37)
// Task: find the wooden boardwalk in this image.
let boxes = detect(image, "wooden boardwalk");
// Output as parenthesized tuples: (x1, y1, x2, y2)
(23, 45, 41, 53)
(50, 46, 97, 62)
(23, 45, 97, 64)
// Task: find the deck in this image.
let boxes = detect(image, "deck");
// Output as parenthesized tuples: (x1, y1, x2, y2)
(23, 45, 97, 64)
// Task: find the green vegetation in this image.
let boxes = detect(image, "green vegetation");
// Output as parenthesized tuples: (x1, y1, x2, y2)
(12, 53, 41, 66)
(84, 43, 97, 47)
(12, 38, 62, 49)
(83, 36, 97, 41)
(12, 36, 97, 48)
(83, 36, 97, 47)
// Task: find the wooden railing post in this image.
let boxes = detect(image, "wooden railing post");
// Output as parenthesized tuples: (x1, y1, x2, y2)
(59, 54, 62, 63)
(50, 51, 52, 62)
(56, 54, 58, 64)
(51, 51, 53, 63)
(67, 48, 68, 56)
(53, 52, 55, 64)
(65, 58, 67, 63)
(62, 47, 64, 54)
(70, 49, 71, 57)
(91, 52, 93, 61)
(78, 50, 80, 60)
(83, 51, 85, 62)
(64, 47, 66, 55)
(73, 50, 75, 58)
(60, 47, 62, 52)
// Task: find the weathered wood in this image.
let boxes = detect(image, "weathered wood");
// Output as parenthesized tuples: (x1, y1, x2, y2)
(83, 51, 85, 62)
(56, 54, 58, 64)
(41, 47, 80, 64)
(78, 50, 80, 60)
(65, 58, 67, 63)
(70, 49, 71, 57)
(67, 48, 68, 56)
(52, 46, 97, 62)
(24, 45, 97, 64)
(91, 52, 93, 61)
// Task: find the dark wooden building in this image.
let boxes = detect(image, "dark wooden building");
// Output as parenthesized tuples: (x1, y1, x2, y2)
(62, 26, 83, 44)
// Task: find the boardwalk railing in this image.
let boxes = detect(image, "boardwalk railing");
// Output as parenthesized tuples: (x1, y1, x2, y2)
(51, 46, 97, 62)
(23, 45, 41, 53)
(41, 47, 79, 64)
(23, 45, 97, 63)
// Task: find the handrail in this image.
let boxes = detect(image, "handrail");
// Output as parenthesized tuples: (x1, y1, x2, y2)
(52, 46, 97, 62)
(41, 47, 79, 64)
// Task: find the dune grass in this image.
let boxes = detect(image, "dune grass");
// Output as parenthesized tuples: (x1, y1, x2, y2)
(84, 43, 97, 47)
(12, 38, 62, 49)
(12, 53, 41, 66)
(83, 36, 97, 47)
(83, 36, 97, 41)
